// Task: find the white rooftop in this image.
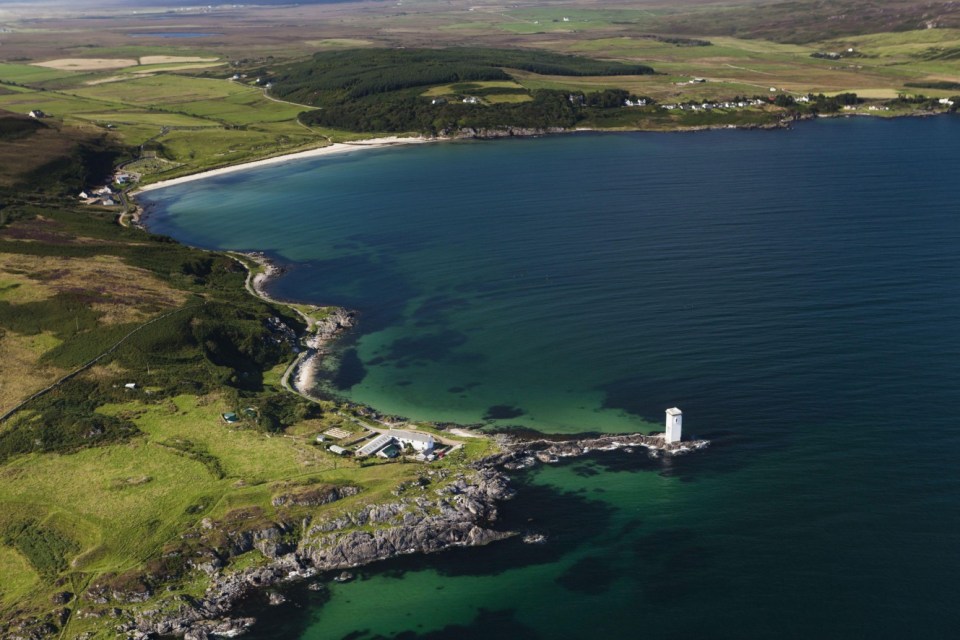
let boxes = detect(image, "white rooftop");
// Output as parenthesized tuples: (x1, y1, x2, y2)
(357, 433, 393, 456)
(387, 429, 435, 445)
(666, 407, 682, 416)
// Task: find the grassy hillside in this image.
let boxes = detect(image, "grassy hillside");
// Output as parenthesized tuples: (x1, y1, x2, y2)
(0, 111, 121, 196)
(0, 202, 492, 638)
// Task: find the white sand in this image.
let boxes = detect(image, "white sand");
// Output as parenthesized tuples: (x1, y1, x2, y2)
(134, 136, 434, 193)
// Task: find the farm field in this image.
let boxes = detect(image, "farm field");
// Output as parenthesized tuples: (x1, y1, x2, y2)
(0, 62, 330, 180)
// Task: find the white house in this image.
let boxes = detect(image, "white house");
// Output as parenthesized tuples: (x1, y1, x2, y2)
(462, 96, 480, 104)
(388, 429, 435, 453)
(28, 110, 45, 119)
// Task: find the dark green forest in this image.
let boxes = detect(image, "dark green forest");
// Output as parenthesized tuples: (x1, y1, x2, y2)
(267, 48, 655, 107)
(266, 48, 656, 134)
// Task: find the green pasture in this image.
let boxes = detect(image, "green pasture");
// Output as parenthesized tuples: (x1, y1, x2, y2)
(826, 29, 960, 56)
(0, 83, 33, 94)
(118, 61, 225, 74)
(305, 38, 376, 48)
(165, 90, 305, 124)
(0, 89, 116, 117)
(150, 126, 320, 175)
(71, 75, 304, 124)
(0, 443, 219, 574)
(0, 63, 79, 85)
(71, 74, 240, 107)
(486, 93, 534, 103)
(0, 545, 38, 607)
(422, 80, 527, 97)
(72, 110, 221, 128)
(97, 395, 338, 484)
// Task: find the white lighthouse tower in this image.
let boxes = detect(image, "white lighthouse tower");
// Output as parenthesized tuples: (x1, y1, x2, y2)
(665, 407, 682, 443)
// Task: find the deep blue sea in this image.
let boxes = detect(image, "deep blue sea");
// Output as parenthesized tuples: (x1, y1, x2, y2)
(142, 117, 960, 639)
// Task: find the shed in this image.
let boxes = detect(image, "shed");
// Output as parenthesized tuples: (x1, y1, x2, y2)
(328, 445, 348, 456)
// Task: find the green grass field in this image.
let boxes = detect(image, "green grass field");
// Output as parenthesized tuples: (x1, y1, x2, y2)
(72, 110, 222, 128)
(0, 63, 80, 85)
(0, 545, 39, 607)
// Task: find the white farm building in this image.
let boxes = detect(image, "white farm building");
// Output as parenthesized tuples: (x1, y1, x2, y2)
(388, 429, 435, 453)
(355, 429, 436, 457)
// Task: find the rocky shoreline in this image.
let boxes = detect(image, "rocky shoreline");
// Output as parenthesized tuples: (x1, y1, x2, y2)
(93, 428, 708, 640)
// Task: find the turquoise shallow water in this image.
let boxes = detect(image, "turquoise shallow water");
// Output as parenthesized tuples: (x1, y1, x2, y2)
(142, 117, 960, 638)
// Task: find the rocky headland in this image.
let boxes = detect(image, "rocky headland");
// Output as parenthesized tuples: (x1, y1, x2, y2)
(70, 428, 708, 640)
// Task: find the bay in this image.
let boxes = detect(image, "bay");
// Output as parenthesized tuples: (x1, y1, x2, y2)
(141, 117, 960, 638)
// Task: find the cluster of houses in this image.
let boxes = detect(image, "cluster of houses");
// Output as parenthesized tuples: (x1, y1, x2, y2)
(843, 104, 892, 112)
(659, 98, 768, 111)
(28, 109, 46, 119)
(78, 172, 136, 207)
(326, 428, 438, 462)
(428, 96, 480, 105)
(78, 186, 117, 207)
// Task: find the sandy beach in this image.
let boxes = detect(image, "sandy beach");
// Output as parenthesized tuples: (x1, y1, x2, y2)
(134, 135, 433, 194)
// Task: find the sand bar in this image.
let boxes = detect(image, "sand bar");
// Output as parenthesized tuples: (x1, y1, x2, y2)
(134, 136, 433, 194)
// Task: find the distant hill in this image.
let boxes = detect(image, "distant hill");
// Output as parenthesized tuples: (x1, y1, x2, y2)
(651, 0, 960, 43)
